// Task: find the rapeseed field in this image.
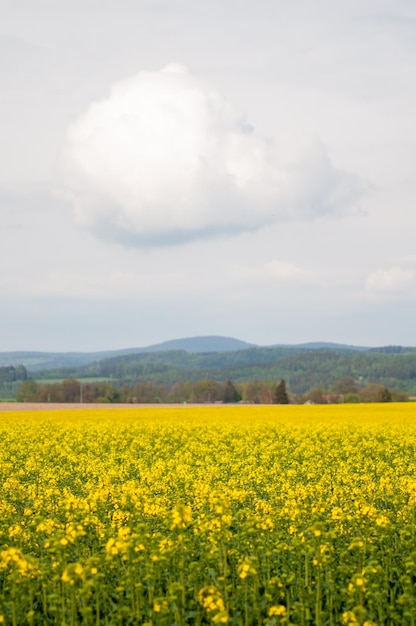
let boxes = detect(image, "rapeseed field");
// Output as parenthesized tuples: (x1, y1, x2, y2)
(1, 404, 416, 625)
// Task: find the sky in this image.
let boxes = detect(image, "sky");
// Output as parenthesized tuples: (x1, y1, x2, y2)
(1, 0, 416, 351)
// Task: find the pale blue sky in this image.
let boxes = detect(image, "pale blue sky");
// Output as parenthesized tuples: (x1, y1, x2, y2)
(1, 0, 416, 350)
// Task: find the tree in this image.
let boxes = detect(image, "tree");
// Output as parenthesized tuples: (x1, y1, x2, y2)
(15, 380, 38, 402)
(331, 376, 357, 394)
(274, 379, 289, 404)
(61, 379, 82, 402)
(222, 380, 242, 403)
(0, 365, 27, 383)
(359, 384, 388, 403)
(304, 386, 327, 404)
(189, 380, 223, 403)
(342, 392, 361, 403)
(390, 389, 408, 402)
(241, 380, 274, 404)
(380, 387, 392, 402)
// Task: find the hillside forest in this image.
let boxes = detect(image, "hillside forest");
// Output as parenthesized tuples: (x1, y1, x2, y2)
(1, 343, 415, 403)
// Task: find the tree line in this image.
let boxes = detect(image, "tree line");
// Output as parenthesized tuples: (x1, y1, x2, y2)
(0, 365, 27, 383)
(14, 377, 408, 404)
(31, 348, 416, 396)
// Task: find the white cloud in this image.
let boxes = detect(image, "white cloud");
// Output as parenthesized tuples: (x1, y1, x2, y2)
(261, 260, 308, 280)
(60, 64, 364, 247)
(365, 265, 416, 293)
(231, 259, 321, 287)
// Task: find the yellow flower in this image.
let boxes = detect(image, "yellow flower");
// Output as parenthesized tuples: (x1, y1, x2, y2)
(198, 586, 228, 622)
(238, 563, 250, 579)
(153, 599, 168, 613)
(331, 507, 343, 520)
(105, 537, 127, 556)
(74, 563, 84, 577)
(342, 610, 358, 625)
(61, 569, 73, 585)
(237, 558, 257, 579)
(171, 504, 192, 529)
(268, 605, 287, 617)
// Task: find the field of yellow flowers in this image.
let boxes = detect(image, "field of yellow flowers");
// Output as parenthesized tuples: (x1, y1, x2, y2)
(1, 404, 416, 625)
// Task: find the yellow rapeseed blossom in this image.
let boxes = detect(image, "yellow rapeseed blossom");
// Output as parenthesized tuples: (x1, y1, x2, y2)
(268, 604, 287, 616)
(153, 599, 169, 613)
(237, 557, 257, 579)
(171, 503, 192, 529)
(342, 610, 359, 625)
(198, 586, 229, 623)
(0, 403, 415, 624)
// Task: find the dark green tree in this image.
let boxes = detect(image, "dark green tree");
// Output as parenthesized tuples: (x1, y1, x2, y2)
(274, 379, 289, 404)
(381, 387, 392, 402)
(223, 380, 242, 403)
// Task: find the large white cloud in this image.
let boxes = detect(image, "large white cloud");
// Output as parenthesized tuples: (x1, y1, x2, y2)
(60, 64, 364, 246)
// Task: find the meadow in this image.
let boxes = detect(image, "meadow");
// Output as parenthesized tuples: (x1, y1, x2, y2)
(1, 404, 416, 625)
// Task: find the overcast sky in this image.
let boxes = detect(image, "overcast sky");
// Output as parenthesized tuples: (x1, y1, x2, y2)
(1, 0, 416, 351)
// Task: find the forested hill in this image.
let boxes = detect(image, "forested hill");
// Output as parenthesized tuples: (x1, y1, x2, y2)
(0, 336, 254, 371)
(32, 345, 416, 395)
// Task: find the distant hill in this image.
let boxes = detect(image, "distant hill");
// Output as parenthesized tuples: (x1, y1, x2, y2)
(2, 337, 416, 397)
(13, 342, 415, 398)
(0, 336, 255, 371)
(136, 336, 255, 354)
